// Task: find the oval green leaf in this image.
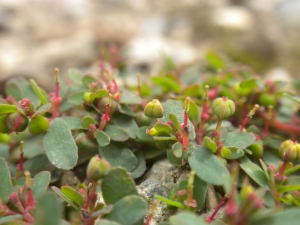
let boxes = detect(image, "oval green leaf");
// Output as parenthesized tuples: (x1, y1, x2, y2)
(104, 125, 129, 142)
(188, 146, 230, 185)
(224, 132, 256, 149)
(0, 104, 17, 114)
(96, 130, 111, 147)
(61, 186, 85, 207)
(43, 118, 78, 170)
(81, 116, 96, 129)
(0, 157, 13, 202)
(32, 171, 51, 198)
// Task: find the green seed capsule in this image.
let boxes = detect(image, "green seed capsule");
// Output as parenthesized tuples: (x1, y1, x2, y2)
(84, 92, 93, 103)
(212, 97, 235, 120)
(28, 116, 50, 135)
(5, 112, 29, 132)
(258, 93, 277, 107)
(75, 132, 97, 152)
(248, 141, 264, 159)
(86, 155, 111, 181)
(144, 99, 164, 118)
(279, 140, 298, 162)
(0, 114, 9, 133)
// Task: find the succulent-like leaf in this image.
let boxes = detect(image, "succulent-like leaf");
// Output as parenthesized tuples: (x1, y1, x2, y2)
(43, 118, 78, 170)
(203, 136, 217, 153)
(240, 158, 269, 190)
(172, 142, 183, 158)
(130, 152, 146, 179)
(184, 99, 200, 122)
(183, 84, 202, 97)
(96, 130, 111, 147)
(112, 113, 139, 139)
(23, 154, 49, 172)
(223, 146, 244, 159)
(169, 212, 207, 225)
(167, 149, 182, 166)
(90, 89, 109, 100)
(61, 117, 83, 130)
(120, 92, 142, 105)
(136, 126, 153, 142)
(277, 185, 300, 193)
(193, 175, 208, 210)
(154, 122, 173, 135)
(152, 76, 181, 93)
(29, 79, 49, 105)
(81, 116, 96, 129)
(82, 75, 97, 88)
(68, 68, 83, 85)
(156, 195, 184, 209)
(32, 171, 51, 198)
(51, 186, 80, 211)
(0, 157, 12, 202)
(188, 146, 230, 185)
(99, 142, 137, 172)
(205, 50, 225, 70)
(34, 192, 61, 225)
(223, 132, 256, 149)
(32, 103, 52, 118)
(0, 104, 17, 114)
(169, 113, 180, 131)
(67, 91, 85, 105)
(102, 168, 138, 205)
(104, 195, 147, 225)
(91, 205, 114, 218)
(240, 78, 257, 89)
(61, 186, 85, 207)
(104, 125, 129, 142)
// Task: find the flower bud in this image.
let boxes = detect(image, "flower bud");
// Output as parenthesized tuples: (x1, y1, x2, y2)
(86, 155, 111, 181)
(5, 112, 29, 132)
(28, 116, 49, 135)
(144, 99, 164, 118)
(279, 140, 298, 162)
(0, 114, 9, 133)
(248, 141, 264, 159)
(212, 97, 235, 120)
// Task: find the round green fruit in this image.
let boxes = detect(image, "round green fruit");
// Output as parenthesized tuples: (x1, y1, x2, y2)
(248, 141, 264, 159)
(28, 116, 49, 135)
(258, 93, 277, 107)
(0, 114, 9, 133)
(212, 97, 235, 120)
(86, 155, 111, 181)
(5, 112, 29, 132)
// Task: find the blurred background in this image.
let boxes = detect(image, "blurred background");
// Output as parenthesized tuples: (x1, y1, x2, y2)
(1, 0, 300, 91)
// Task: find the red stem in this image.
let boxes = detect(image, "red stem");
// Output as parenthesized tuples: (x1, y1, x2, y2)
(263, 120, 270, 136)
(206, 196, 227, 223)
(239, 117, 249, 131)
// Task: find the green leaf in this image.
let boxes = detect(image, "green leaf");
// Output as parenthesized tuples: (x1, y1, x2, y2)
(186, 99, 200, 122)
(143, 147, 165, 160)
(118, 104, 136, 117)
(68, 68, 83, 85)
(240, 78, 257, 89)
(0, 215, 23, 224)
(51, 186, 79, 211)
(82, 75, 97, 88)
(32, 171, 51, 198)
(61, 186, 85, 207)
(224, 132, 256, 149)
(282, 92, 300, 103)
(67, 91, 85, 106)
(277, 185, 300, 193)
(152, 76, 181, 93)
(90, 89, 109, 100)
(32, 103, 52, 118)
(130, 152, 146, 179)
(170, 212, 207, 225)
(169, 113, 180, 131)
(5, 82, 23, 101)
(120, 92, 142, 105)
(284, 164, 300, 176)
(102, 168, 138, 205)
(81, 116, 96, 129)
(23, 154, 49, 172)
(183, 84, 202, 97)
(96, 130, 111, 147)
(153, 136, 176, 141)
(97, 219, 122, 225)
(167, 149, 182, 166)
(154, 122, 173, 135)
(188, 146, 230, 185)
(223, 146, 244, 160)
(29, 79, 49, 104)
(112, 113, 139, 139)
(104, 125, 129, 142)
(0, 157, 12, 202)
(34, 192, 61, 225)
(61, 117, 83, 130)
(156, 195, 184, 209)
(221, 147, 231, 158)
(91, 205, 114, 218)
(249, 208, 300, 225)
(172, 142, 183, 158)
(104, 195, 147, 225)
(0, 104, 17, 114)
(203, 136, 217, 153)
(240, 159, 269, 190)
(193, 175, 208, 210)
(43, 118, 78, 170)
(136, 126, 153, 142)
(158, 100, 196, 140)
(205, 50, 225, 70)
(99, 142, 137, 172)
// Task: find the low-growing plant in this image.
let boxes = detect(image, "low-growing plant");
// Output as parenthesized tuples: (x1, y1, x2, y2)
(0, 50, 300, 225)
